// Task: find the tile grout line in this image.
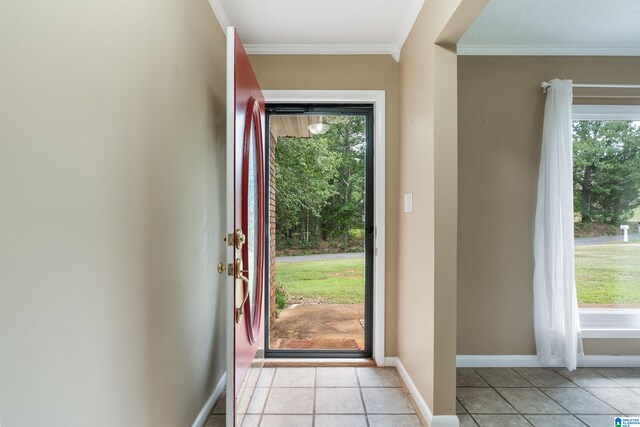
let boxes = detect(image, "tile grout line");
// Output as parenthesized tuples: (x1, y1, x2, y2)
(536, 381, 619, 419)
(257, 367, 277, 426)
(461, 368, 640, 426)
(595, 367, 640, 387)
(312, 367, 317, 427)
(508, 367, 579, 421)
(456, 394, 471, 417)
(575, 379, 632, 414)
(472, 368, 535, 427)
(255, 367, 422, 426)
(355, 367, 371, 427)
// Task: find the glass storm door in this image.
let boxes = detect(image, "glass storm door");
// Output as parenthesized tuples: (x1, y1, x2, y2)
(226, 27, 266, 427)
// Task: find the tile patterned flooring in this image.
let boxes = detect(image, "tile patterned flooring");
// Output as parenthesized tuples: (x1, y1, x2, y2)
(205, 367, 422, 427)
(205, 366, 640, 426)
(457, 367, 640, 427)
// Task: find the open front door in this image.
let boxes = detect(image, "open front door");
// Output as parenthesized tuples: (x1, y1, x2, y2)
(226, 27, 266, 427)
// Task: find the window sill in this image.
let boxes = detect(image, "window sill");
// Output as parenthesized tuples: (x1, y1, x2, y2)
(580, 308, 640, 338)
(581, 328, 640, 339)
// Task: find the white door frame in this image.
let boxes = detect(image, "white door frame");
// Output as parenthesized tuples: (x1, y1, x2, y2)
(263, 90, 386, 366)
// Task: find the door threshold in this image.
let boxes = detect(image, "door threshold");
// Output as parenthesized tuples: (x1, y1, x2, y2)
(264, 358, 376, 367)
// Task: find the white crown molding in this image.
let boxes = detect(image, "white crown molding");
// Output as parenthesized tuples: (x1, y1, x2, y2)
(207, 0, 230, 33)
(206, 1, 410, 61)
(458, 44, 640, 56)
(245, 44, 401, 62)
(395, 0, 425, 56)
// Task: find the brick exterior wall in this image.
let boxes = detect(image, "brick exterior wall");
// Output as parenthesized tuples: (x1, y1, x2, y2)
(269, 135, 277, 325)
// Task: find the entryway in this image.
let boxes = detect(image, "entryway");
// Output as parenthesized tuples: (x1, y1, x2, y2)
(205, 367, 422, 427)
(264, 104, 375, 358)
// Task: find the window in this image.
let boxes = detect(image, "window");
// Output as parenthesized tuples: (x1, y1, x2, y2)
(573, 105, 640, 337)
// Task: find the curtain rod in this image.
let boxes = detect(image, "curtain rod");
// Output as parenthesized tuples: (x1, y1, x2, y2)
(541, 81, 640, 92)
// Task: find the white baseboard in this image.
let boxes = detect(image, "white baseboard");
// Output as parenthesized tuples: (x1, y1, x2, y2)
(383, 356, 398, 367)
(577, 355, 640, 368)
(386, 357, 459, 427)
(456, 355, 542, 368)
(457, 355, 640, 368)
(192, 372, 227, 427)
(430, 416, 460, 427)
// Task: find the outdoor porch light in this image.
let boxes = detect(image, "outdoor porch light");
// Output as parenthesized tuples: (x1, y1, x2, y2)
(308, 118, 330, 135)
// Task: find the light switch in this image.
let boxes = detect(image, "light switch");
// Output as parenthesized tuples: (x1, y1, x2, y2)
(404, 192, 413, 213)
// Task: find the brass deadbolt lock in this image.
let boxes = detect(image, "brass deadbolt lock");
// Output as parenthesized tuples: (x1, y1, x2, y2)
(235, 229, 246, 250)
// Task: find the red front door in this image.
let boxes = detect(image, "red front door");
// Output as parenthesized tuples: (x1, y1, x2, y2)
(226, 28, 266, 427)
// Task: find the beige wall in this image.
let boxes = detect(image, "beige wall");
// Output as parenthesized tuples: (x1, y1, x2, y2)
(0, 1, 227, 426)
(458, 56, 640, 356)
(398, 0, 488, 419)
(248, 54, 401, 356)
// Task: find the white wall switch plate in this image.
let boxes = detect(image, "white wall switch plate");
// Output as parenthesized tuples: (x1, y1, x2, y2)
(404, 192, 413, 213)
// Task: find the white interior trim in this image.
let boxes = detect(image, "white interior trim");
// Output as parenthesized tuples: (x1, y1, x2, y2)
(387, 357, 459, 427)
(207, 0, 230, 33)
(225, 26, 236, 427)
(581, 329, 640, 339)
(573, 104, 640, 121)
(395, 0, 425, 55)
(457, 355, 548, 368)
(580, 308, 640, 333)
(263, 90, 387, 367)
(244, 44, 401, 62)
(264, 358, 375, 365)
(572, 104, 640, 340)
(457, 44, 640, 57)
(192, 372, 227, 427)
(457, 355, 640, 368)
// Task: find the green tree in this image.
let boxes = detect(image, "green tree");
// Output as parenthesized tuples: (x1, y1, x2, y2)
(320, 116, 366, 242)
(275, 135, 339, 242)
(573, 120, 640, 224)
(274, 114, 367, 251)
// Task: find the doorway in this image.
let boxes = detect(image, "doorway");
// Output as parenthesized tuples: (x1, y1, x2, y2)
(265, 104, 374, 358)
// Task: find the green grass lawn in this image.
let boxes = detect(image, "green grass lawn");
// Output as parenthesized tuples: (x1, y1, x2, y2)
(277, 246, 640, 307)
(575, 243, 640, 305)
(275, 258, 365, 304)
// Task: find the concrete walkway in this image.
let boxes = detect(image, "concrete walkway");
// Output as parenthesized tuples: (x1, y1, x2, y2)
(270, 303, 365, 350)
(575, 233, 640, 246)
(276, 252, 364, 263)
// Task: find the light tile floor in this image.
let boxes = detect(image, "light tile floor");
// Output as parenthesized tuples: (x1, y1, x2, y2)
(205, 366, 640, 426)
(457, 367, 640, 427)
(205, 367, 423, 426)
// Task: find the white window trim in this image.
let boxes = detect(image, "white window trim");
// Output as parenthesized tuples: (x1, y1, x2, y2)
(573, 104, 640, 338)
(263, 90, 387, 365)
(580, 310, 640, 339)
(573, 104, 640, 121)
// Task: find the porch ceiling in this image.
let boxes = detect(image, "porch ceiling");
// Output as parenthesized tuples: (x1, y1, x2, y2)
(269, 115, 322, 142)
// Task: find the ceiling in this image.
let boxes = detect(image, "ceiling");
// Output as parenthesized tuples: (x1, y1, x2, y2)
(269, 115, 321, 141)
(209, 0, 425, 61)
(459, 0, 640, 55)
(209, 0, 640, 59)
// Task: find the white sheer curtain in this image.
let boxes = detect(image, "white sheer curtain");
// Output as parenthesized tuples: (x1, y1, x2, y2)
(533, 79, 583, 371)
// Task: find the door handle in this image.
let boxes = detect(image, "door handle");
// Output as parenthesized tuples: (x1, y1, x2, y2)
(234, 257, 250, 323)
(235, 228, 246, 250)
